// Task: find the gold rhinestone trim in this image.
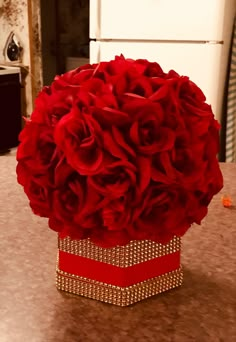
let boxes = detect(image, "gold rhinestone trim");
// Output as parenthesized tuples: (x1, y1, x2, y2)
(56, 267, 183, 306)
(58, 236, 181, 267)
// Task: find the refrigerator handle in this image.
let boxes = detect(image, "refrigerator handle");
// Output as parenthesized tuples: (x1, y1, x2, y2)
(89, 41, 100, 64)
(89, 0, 100, 39)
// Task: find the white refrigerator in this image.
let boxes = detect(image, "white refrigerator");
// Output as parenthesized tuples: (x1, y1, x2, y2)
(89, 0, 236, 123)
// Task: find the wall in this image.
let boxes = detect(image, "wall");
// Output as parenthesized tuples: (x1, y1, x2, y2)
(0, 0, 33, 116)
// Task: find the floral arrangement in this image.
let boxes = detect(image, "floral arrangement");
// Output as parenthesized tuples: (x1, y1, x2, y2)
(16, 56, 223, 247)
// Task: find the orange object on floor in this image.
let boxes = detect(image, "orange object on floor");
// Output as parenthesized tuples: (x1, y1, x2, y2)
(221, 195, 232, 208)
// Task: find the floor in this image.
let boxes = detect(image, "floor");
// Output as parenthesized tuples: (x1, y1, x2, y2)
(0, 151, 236, 342)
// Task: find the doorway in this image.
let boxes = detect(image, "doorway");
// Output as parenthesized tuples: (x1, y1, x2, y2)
(40, 0, 89, 86)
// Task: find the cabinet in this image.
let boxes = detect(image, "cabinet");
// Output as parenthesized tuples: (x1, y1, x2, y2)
(0, 72, 21, 152)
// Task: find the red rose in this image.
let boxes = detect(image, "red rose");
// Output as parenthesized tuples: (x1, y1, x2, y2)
(88, 160, 136, 198)
(129, 185, 206, 243)
(48, 158, 87, 238)
(16, 163, 51, 217)
(102, 197, 132, 232)
(53, 63, 94, 88)
(16, 120, 57, 217)
(142, 60, 164, 77)
(49, 157, 107, 239)
(31, 64, 97, 127)
(54, 105, 104, 175)
(49, 175, 85, 234)
(125, 99, 176, 155)
(31, 86, 74, 127)
(17, 120, 57, 176)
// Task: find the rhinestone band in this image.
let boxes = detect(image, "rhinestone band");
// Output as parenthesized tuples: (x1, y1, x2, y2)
(56, 267, 183, 306)
(58, 236, 181, 267)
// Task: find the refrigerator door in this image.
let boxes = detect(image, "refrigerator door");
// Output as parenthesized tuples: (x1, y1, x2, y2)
(90, 0, 235, 41)
(90, 41, 224, 122)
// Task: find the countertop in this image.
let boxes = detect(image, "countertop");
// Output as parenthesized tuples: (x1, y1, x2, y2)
(0, 153, 235, 342)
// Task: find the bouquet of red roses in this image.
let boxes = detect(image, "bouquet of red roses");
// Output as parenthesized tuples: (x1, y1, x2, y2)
(16, 56, 223, 247)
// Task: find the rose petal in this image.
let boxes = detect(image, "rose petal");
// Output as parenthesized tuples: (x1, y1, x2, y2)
(149, 85, 169, 101)
(159, 152, 177, 179)
(76, 148, 104, 175)
(103, 130, 128, 160)
(112, 126, 136, 157)
(151, 167, 172, 184)
(93, 107, 130, 127)
(130, 121, 140, 145)
(137, 156, 151, 192)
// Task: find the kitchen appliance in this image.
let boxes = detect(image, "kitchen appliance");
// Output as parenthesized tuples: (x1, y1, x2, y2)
(0, 66, 21, 153)
(89, 0, 236, 123)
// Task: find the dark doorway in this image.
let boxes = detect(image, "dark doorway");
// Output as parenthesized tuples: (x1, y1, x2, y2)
(40, 0, 89, 86)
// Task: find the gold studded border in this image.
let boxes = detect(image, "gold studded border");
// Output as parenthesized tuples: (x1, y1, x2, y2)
(56, 267, 183, 306)
(58, 236, 181, 267)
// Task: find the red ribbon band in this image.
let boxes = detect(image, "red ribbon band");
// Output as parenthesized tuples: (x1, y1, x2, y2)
(59, 250, 180, 287)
